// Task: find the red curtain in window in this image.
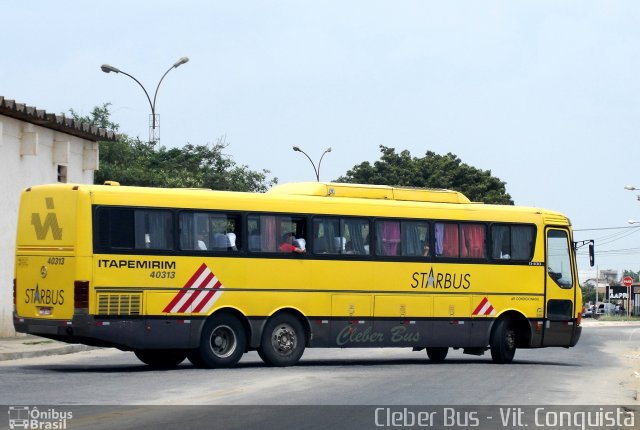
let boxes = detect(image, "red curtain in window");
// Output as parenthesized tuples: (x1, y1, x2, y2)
(442, 224, 459, 257)
(260, 216, 277, 252)
(461, 224, 485, 258)
(383, 221, 401, 256)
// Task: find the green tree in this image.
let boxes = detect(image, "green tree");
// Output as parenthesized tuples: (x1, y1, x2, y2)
(69, 103, 120, 131)
(580, 282, 597, 304)
(336, 146, 513, 204)
(69, 105, 276, 192)
(622, 270, 640, 283)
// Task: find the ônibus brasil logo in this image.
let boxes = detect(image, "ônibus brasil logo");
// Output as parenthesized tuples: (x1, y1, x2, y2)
(7, 406, 72, 429)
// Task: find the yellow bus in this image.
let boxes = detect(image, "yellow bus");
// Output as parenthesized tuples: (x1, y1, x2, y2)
(13, 182, 587, 368)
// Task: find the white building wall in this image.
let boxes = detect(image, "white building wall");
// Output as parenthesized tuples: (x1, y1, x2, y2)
(0, 115, 97, 336)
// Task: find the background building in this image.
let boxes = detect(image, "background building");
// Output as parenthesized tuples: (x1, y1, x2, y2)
(0, 97, 115, 336)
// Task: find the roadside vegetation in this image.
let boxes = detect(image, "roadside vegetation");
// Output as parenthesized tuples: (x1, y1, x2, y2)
(596, 315, 640, 322)
(71, 104, 515, 205)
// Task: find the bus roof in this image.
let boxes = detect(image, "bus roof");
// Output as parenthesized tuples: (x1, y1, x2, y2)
(23, 182, 571, 226)
(267, 182, 473, 204)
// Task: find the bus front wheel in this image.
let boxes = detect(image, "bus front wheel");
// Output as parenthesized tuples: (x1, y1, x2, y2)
(195, 314, 246, 368)
(490, 317, 516, 364)
(134, 350, 187, 368)
(258, 314, 306, 367)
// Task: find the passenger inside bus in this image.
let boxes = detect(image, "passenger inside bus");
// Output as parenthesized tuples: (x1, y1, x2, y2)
(196, 231, 208, 250)
(279, 232, 306, 253)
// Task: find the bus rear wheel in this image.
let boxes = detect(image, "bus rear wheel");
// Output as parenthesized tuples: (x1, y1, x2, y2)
(490, 317, 516, 364)
(194, 314, 246, 368)
(258, 314, 306, 367)
(134, 350, 187, 368)
(426, 347, 448, 363)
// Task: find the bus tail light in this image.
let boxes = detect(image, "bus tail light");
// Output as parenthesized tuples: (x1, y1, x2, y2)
(576, 312, 582, 326)
(13, 279, 16, 307)
(74, 281, 89, 309)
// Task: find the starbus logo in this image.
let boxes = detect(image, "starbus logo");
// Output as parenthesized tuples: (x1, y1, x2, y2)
(7, 406, 72, 429)
(31, 198, 62, 240)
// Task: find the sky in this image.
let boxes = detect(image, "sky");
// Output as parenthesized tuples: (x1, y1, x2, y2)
(3, 1, 640, 282)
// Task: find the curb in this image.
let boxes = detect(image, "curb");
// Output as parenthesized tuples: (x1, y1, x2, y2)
(580, 320, 640, 327)
(0, 344, 97, 361)
(0, 335, 100, 362)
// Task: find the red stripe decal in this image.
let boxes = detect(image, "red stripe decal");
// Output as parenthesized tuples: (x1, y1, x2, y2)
(191, 280, 223, 313)
(472, 297, 488, 315)
(177, 271, 215, 314)
(163, 263, 208, 313)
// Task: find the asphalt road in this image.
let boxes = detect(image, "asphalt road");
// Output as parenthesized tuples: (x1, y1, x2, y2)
(0, 325, 638, 429)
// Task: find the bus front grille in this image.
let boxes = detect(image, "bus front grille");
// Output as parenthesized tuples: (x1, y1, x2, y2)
(97, 293, 142, 316)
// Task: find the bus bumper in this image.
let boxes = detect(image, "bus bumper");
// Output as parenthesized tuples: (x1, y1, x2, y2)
(13, 313, 202, 350)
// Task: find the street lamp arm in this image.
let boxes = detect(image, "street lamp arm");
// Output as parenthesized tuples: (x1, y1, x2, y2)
(101, 57, 189, 141)
(152, 65, 174, 118)
(317, 147, 332, 182)
(151, 57, 190, 130)
(152, 57, 189, 114)
(293, 146, 319, 181)
(107, 68, 154, 115)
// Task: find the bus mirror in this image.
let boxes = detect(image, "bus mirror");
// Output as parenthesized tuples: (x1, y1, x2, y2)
(589, 241, 595, 267)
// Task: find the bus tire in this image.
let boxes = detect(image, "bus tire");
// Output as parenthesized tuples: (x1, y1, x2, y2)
(490, 317, 516, 364)
(186, 350, 207, 368)
(196, 314, 246, 368)
(426, 347, 448, 363)
(258, 314, 306, 367)
(134, 350, 187, 368)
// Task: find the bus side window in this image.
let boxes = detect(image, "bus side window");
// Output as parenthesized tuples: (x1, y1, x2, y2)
(248, 214, 306, 253)
(399, 220, 429, 257)
(279, 216, 307, 253)
(491, 225, 511, 259)
(460, 223, 486, 258)
(313, 218, 339, 254)
(435, 222, 459, 258)
(247, 215, 276, 252)
(491, 224, 535, 261)
(376, 220, 401, 256)
(342, 218, 369, 255)
(134, 210, 173, 250)
(97, 207, 134, 249)
(179, 212, 240, 252)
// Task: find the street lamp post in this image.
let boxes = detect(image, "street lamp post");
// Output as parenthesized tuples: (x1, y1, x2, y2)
(624, 186, 640, 317)
(292, 146, 332, 182)
(101, 57, 189, 143)
(624, 185, 640, 201)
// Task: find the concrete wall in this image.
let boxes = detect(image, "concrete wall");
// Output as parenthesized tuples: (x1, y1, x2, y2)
(0, 115, 97, 336)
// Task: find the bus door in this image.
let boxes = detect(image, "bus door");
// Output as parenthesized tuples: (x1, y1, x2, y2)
(543, 228, 577, 346)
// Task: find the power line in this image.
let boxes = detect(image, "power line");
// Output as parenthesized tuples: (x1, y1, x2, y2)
(573, 225, 640, 232)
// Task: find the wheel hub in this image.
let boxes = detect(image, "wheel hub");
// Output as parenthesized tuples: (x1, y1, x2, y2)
(210, 325, 236, 358)
(273, 325, 296, 353)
